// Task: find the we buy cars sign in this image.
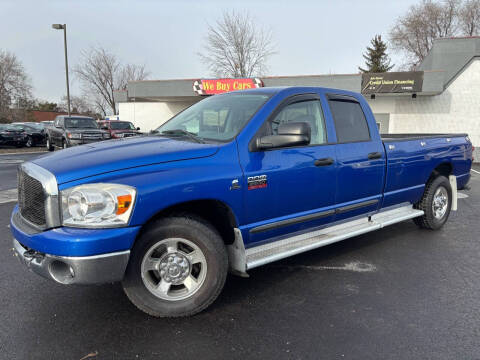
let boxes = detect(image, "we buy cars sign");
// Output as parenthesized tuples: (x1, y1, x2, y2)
(193, 78, 263, 95)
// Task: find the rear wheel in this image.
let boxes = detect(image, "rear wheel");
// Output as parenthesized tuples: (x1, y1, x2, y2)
(414, 175, 452, 230)
(122, 216, 228, 317)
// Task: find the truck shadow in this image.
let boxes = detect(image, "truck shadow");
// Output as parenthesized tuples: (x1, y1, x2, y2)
(9, 220, 433, 358)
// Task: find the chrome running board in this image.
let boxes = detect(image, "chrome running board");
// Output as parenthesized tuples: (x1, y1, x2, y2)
(228, 205, 424, 275)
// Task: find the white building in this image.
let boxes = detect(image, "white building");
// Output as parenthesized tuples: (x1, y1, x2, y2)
(115, 37, 480, 159)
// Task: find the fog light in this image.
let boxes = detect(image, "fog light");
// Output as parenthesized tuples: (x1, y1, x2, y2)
(49, 260, 75, 284)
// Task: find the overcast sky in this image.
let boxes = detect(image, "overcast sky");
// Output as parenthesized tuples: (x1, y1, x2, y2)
(1, 0, 419, 102)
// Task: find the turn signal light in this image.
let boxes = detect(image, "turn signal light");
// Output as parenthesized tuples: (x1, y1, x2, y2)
(116, 194, 132, 215)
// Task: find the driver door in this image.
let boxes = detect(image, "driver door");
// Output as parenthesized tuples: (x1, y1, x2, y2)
(239, 94, 337, 245)
(53, 118, 63, 146)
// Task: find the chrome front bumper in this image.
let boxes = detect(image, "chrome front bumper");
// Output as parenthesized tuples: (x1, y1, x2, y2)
(13, 239, 130, 285)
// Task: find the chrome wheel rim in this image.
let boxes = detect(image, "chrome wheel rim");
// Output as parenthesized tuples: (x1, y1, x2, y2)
(141, 238, 207, 301)
(432, 186, 449, 220)
(26, 137, 32, 147)
(46, 139, 50, 148)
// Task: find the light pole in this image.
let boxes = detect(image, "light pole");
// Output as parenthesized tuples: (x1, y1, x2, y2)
(52, 23, 71, 116)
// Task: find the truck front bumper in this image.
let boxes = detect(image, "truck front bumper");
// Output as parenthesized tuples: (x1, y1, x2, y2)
(13, 238, 130, 285)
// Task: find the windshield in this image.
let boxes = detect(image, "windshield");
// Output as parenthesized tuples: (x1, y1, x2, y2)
(110, 121, 135, 130)
(14, 124, 36, 131)
(0, 124, 22, 131)
(155, 93, 270, 142)
(65, 118, 98, 129)
(25, 123, 44, 130)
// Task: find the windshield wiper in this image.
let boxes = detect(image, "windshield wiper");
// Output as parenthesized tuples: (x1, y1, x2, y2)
(160, 129, 205, 143)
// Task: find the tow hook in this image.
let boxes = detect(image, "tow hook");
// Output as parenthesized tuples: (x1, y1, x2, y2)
(23, 249, 45, 265)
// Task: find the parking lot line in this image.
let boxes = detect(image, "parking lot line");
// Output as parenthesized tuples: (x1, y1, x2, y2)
(471, 169, 480, 175)
(0, 151, 47, 156)
(0, 189, 17, 204)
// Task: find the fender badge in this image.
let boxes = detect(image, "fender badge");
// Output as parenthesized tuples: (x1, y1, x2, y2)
(248, 175, 267, 190)
(230, 179, 241, 190)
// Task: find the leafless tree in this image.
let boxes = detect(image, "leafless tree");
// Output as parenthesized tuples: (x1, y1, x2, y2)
(459, 0, 480, 35)
(390, 0, 480, 68)
(74, 46, 149, 116)
(0, 50, 32, 122)
(389, 0, 460, 68)
(198, 10, 276, 77)
(59, 95, 97, 116)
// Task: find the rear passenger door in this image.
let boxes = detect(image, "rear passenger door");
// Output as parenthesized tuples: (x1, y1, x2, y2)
(325, 94, 386, 220)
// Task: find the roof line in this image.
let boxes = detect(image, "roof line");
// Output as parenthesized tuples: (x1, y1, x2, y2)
(444, 55, 480, 89)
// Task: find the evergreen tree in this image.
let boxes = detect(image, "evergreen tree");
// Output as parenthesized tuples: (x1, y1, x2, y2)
(359, 35, 394, 73)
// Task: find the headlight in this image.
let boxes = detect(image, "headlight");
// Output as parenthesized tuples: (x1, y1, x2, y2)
(61, 183, 136, 228)
(67, 132, 82, 139)
(103, 133, 111, 139)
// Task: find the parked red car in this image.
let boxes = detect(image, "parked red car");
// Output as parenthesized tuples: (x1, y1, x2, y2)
(98, 120, 141, 139)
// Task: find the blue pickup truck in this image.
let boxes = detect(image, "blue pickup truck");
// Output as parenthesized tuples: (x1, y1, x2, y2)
(11, 87, 473, 317)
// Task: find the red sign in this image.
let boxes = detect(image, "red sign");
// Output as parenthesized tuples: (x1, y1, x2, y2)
(193, 78, 263, 95)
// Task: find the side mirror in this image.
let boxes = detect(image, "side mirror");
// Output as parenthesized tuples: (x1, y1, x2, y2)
(101, 126, 108, 130)
(136, 127, 140, 131)
(256, 122, 311, 150)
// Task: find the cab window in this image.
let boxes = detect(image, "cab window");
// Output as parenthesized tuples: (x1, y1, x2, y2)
(328, 98, 370, 143)
(269, 99, 327, 145)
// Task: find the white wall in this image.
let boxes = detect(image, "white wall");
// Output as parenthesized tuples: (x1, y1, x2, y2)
(367, 59, 480, 150)
(118, 101, 197, 132)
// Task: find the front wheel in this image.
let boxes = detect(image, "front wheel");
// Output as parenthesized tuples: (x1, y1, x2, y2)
(414, 175, 452, 230)
(25, 136, 33, 148)
(122, 216, 228, 317)
(46, 137, 54, 151)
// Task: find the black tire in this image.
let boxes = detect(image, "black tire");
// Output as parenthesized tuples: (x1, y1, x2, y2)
(414, 175, 452, 230)
(25, 136, 33, 148)
(62, 139, 68, 149)
(122, 215, 228, 317)
(46, 137, 54, 151)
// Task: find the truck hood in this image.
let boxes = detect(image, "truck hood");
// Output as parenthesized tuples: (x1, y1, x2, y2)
(32, 135, 219, 184)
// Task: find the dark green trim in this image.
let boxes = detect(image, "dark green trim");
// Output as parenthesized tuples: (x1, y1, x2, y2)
(250, 209, 335, 234)
(335, 199, 379, 214)
(250, 199, 379, 234)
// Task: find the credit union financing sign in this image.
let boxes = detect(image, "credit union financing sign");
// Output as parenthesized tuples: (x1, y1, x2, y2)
(361, 71, 424, 94)
(193, 78, 263, 95)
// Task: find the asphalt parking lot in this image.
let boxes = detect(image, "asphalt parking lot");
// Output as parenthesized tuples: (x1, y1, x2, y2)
(0, 152, 479, 359)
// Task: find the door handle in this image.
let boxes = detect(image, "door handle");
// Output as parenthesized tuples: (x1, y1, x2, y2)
(314, 158, 334, 166)
(368, 152, 382, 160)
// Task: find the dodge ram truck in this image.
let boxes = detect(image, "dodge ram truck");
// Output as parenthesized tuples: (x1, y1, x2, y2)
(45, 115, 110, 150)
(11, 87, 473, 317)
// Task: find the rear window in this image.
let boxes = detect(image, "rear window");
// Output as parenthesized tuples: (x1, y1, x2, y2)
(328, 99, 370, 143)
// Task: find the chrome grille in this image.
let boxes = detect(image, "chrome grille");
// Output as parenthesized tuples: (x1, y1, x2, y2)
(18, 170, 46, 226)
(83, 133, 102, 140)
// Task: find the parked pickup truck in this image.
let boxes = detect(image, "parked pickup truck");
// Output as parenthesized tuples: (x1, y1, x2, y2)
(97, 120, 141, 139)
(45, 115, 110, 150)
(11, 87, 472, 317)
